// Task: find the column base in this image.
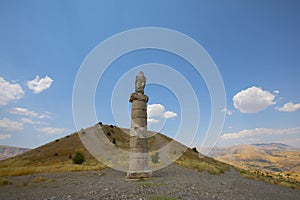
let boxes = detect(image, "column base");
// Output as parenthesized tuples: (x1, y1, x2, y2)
(126, 170, 152, 180)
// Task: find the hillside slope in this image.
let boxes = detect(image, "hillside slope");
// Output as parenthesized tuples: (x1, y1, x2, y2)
(0, 124, 228, 176)
(209, 143, 300, 182)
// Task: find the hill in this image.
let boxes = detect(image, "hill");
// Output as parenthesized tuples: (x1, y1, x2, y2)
(209, 143, 300, 184)
(0, 123, 228, 177)
(0, 145, 30, 160)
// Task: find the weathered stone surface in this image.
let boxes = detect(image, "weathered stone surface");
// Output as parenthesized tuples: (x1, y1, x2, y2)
(127, 71, 152, 179)
(129, 93, 148, 103)
(126, 171, 152, 179)
(135, 71, 146, 94)
(129, 137, 148, 153)
(131, 118, 147, 127)
(131, 110, 147, 119)
(132, 100, 147, 109)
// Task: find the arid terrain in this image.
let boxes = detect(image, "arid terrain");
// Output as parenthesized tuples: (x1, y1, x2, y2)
(1, 164, 300, 200)
(209, 143, 300, 183)
(0, 124, 300, 199)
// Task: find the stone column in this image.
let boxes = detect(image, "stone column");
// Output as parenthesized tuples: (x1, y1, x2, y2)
(126, 72, 152, 179)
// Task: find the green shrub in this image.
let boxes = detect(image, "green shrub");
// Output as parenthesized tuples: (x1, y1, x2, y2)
(151, 152, 159, 163)
(192, 147, 199, 153)
(72, 152, 85, 164)
(0, 177, 12, 186)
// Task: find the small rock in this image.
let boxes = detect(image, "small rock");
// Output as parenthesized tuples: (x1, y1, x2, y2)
(221, 181, 227, 185)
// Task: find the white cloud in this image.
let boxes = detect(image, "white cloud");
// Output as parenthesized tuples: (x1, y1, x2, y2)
(20, 117, 41, 125)
(276, 102, 300, 112)
(0, 77, 24, 106)
(220, 127, 299, 141)
(221, 107, 233, 116)
(273, 90, 280, 94)
(147, 118, 160, 124)
(38, 113, 52, 119)
(27, 75, 53, 94)
(163, 111, 177, 119)
(0, 117, 23, 131)
(10, 107, 51, 119)
(0, 134, 12, 140)
(36, 127, 68, 135)
(10, 107, 38, 117)
(147, 104, 177, 124)
(148, 104, 164, 118)
(233, 86, 276, 113)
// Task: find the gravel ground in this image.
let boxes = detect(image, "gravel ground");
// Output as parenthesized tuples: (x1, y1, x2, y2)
(0, 164, 299, 200)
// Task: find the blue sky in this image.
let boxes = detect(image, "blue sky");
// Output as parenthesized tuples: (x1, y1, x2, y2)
(0, 0, 300, 149)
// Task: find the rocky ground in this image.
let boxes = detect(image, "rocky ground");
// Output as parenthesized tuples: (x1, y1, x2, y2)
(0, 164, 299, 200)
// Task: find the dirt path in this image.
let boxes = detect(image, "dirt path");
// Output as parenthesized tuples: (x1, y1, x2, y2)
(0, 164, 299, 200)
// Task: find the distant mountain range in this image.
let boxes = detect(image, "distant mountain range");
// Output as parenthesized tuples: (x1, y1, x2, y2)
(0, 145, 30, 160)
(208, 143, 300, 181)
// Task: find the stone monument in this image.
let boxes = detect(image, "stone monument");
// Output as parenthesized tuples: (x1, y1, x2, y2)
(126, 71, 152, 179)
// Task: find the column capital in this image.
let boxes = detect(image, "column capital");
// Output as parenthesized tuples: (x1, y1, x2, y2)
(129, 92, 149, 103)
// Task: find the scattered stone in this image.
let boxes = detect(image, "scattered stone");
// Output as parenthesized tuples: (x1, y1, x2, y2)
(1, 164, 300, 200)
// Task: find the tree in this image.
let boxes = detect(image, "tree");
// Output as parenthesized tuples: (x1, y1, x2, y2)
(72, 152, 85, 164)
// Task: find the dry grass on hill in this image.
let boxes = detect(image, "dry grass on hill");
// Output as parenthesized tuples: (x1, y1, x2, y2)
(210, 144, 300, 189)
(0, 124, 228, 177)
(0, 131, 105, 177)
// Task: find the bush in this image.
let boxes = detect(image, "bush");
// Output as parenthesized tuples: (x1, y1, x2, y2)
(72, 152, 85, 164)
(112, 138, 116, 144)
(151, 152, 160, 163)
(0, 177, 12, 186)
(192, 147, 199, 153)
